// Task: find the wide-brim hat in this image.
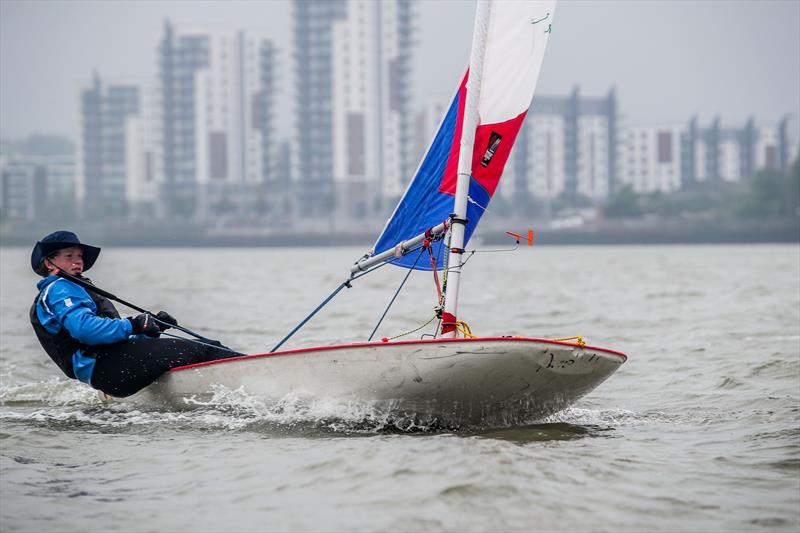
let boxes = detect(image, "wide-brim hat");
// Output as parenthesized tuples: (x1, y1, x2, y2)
(31, 230, 101, 273)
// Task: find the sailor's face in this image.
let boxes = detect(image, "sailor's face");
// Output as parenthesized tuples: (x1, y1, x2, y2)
(48, 247, 84, 276)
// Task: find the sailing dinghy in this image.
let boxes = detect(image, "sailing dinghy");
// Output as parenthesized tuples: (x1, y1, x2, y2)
(127, 0, 627, 428)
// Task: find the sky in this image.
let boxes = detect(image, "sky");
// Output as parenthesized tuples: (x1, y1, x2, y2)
(1, 0, 799, 141)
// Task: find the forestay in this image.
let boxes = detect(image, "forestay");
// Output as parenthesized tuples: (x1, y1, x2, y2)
(372, 0, 557, 270)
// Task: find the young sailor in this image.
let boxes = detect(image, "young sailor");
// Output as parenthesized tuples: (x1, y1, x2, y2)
(30, 230, 232, 397)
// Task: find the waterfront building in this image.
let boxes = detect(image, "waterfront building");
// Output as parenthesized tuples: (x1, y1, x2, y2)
(293, 0, 348, 216)
(78, 75, 146, 217)
(619, 124, 685, 193)
(684, 115, 797, 187)
(329, 0, 414, 220)
(752, 119, 798, 175)
(0, 158, 46, 221)
(718, 131, 742, 183)
(503, 87, 617, 205)
(44, 155, 78, 222)
(755, 123, 782, 171)
(158, 21, 277, 219)
(124, 92, 159, 218)
(412, 97, 450, 170)
(0, 154, 76, 222)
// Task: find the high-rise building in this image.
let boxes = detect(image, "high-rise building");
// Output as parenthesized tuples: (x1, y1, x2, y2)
(78, 74, 145, 217)
(293, 0, 347, 216)
(755, 124, 783, 171)
(619, 124, 684, 193)
(503, 87, 617, 204)
(719, 131, 742, 183)
(683, 115, 796, 186)
(0, 158, 46, 221)
(158, 21, 277, 219)
(124, 92, 159, 218)
(45, 155, 77, 204)
(0, 153, 76, 222)
(505, 113, 566, 203)
(412, 97, 450, 170)
(329, 0, 414, 219)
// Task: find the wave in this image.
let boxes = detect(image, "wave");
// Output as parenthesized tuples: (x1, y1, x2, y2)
(0, 377, 101, 407)
(716, 376, 745, 389)
(543, 406, 687, 427)
(748, 357, 800, 378)
(0, 380, 688, 436)
(0, 380, 458, 434)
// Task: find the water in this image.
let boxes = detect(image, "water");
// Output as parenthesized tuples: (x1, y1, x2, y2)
(1, 244, 798, 531)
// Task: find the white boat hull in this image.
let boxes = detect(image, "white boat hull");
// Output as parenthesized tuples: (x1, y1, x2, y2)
(126, 337, 626, 428)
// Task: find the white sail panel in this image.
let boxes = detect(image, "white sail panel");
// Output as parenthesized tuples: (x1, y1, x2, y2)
(371, 0, 557, 270)
(479, 0, 557, 124)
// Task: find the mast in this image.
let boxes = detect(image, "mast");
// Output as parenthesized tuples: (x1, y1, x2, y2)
(441, 0, 491, 337)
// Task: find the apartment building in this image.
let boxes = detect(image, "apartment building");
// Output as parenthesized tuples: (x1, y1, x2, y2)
(503, 87, 617, 203)
(78, 75, 148, 217)
(158, 21, 277, 218)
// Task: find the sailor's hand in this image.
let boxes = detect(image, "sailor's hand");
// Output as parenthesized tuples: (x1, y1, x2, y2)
(155, 311, 178, 331)
(127, 313, 161, 336)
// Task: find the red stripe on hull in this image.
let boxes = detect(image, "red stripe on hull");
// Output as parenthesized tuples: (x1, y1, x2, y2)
(170, 337, 628, 373)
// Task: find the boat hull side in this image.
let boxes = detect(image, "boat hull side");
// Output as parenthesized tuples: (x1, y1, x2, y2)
(127, 339, 625, 427)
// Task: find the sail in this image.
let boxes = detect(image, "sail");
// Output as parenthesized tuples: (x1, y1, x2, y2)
(373, 0, 556, 270)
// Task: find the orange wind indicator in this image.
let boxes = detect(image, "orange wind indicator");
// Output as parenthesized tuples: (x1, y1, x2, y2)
(505, 229, 535, 246)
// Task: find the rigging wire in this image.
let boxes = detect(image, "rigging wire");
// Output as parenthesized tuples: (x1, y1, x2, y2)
(435, 229, 453, 337)
(269, 246, 419, 353)
(270, 231, 523, 353)
(445, 240, 521, 270)
(381, 314, 439, 342)
(367, 246, 426, 341)
(269, 281, 350, 353)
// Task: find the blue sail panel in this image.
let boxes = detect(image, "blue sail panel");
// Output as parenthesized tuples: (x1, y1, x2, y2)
(369, 2, 557, 272)
(374, 74, 494, 272)
(374, 81, 464, 271)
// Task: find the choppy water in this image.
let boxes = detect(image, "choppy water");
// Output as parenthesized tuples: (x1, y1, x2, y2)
(1, 244, 798, 532)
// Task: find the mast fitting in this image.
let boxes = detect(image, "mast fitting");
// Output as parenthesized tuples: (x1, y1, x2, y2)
(449, 213, 469, 226)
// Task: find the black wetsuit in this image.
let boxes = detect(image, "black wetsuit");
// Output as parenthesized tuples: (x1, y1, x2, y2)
(90, 338, 232, 397)
(32, 275, 232, 397)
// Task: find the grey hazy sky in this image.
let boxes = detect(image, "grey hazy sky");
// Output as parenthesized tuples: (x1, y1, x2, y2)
(1, 0, 798, 140)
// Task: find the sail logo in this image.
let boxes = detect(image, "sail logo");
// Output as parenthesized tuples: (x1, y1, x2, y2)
(530, 12, 552, 33)
(530, 13, 549, 25)
(480, 132, 502, 167)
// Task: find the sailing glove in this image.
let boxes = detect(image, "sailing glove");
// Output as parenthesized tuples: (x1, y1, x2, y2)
(155, 311, 178, 331)
(127, 313, 161, 336)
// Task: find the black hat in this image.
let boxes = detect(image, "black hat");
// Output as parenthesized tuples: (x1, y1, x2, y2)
(31, 231, 101, 274)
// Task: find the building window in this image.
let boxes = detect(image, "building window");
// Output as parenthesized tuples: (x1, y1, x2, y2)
(209, 131, 228, 179)
(765, 145, 777, 169)
(657, 132, 672, 163)
(347, 112, 365, 175)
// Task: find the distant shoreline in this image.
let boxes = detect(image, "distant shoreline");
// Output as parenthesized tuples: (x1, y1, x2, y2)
(2, 219, 797, 247)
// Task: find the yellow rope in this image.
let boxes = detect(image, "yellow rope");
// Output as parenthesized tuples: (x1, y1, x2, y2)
(550, 335, 586, 347)
(384, 315, 438, 342)
(385, 316, 477, 341)
(454, 320, 476, 339)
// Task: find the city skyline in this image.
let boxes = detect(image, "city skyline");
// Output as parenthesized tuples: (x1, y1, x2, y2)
(1, 0, 799, 141)
(1, 0, 798, 231)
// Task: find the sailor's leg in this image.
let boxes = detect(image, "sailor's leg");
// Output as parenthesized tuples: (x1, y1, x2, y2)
(90, 338, 232, 397)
